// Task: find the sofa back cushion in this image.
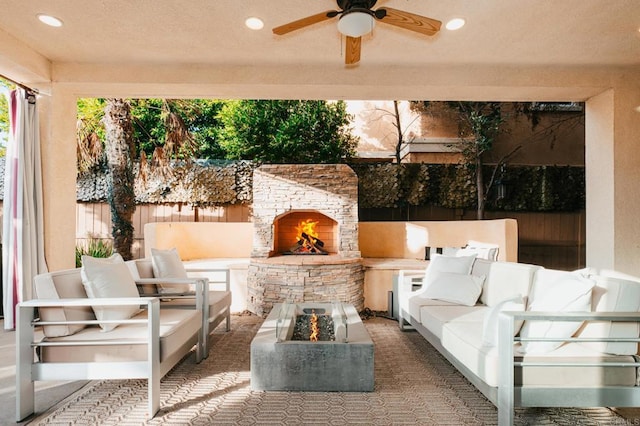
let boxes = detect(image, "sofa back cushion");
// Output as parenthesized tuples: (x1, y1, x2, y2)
(576, 274, 640, 355)
(480, 262, 540, 307)
(34, 269, 95, 337)
(519, 271, 595, 354)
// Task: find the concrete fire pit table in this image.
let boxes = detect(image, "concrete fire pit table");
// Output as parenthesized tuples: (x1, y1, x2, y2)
(250, 302, 374, 392)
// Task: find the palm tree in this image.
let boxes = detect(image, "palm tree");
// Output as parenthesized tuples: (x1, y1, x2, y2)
(77, 98, 196, 259)
(103, 99, 136, 260)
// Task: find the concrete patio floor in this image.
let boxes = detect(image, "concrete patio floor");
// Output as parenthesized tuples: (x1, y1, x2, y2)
(0, 320, 88, 426)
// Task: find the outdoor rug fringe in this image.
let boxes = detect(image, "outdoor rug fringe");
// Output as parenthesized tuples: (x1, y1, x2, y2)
(29, 314, 631, 425)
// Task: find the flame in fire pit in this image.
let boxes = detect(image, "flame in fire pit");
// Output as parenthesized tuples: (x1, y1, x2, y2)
(309, 309, 319, 342)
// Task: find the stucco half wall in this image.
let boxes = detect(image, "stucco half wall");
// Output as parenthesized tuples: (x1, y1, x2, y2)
(359, 219, 518, 311)
(143, 219, 517, 312)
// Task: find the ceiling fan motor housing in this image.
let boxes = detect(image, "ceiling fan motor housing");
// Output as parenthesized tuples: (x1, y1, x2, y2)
(337, 0, 377, 11)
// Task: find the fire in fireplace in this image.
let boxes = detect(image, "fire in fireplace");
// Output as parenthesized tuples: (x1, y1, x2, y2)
(274, 211, 336, 255)
(284, 219, 328, 255)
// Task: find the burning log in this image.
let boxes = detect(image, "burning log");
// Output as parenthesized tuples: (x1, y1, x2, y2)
(285, 232, 328, 255)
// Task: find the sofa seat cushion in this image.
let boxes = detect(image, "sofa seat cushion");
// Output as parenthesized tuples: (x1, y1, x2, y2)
(441, 320, 637, 388)
(39, 308, 202, 363)
(418, 304, 488, 340)
(407, 294, 458, 324)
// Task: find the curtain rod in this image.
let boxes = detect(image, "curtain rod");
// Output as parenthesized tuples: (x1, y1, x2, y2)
(0, 73, 39, 95)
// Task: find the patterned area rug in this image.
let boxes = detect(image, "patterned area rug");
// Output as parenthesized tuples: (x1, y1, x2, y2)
(30, 314, 628, 425)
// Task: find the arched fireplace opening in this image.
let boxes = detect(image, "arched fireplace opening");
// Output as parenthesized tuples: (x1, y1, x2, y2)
(273, 211, 338, 256)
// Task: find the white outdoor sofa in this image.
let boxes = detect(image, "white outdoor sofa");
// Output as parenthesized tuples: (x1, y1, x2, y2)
(16, 258, 231, 421)
(398, 257, 640, 426)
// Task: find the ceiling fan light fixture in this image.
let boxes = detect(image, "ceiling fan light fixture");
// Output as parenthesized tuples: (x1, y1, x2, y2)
(337, 11, 375, 37)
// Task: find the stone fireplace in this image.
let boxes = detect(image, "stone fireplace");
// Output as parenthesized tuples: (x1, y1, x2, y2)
(247, 164, 364, 316)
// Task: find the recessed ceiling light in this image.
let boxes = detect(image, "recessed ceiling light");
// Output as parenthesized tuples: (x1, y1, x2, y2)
(37, 14, 63, 27)
(245, 17, 264, 30)
(445, 18, 466, 31)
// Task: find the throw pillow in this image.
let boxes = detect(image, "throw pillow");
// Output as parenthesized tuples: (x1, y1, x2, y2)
(482, 295, 526, 347)
(425, 246, 464, 260)
(420, 254, 478, 293)
(519, 273, 595, 354)
(81, 253, 141, 332)
(422, 272, 485, 306)
(150, 247, 191, 294)
(457, 240, 499, 261)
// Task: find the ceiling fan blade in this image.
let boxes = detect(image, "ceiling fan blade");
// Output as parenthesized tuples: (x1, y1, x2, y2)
(273, 10, 338, 35)
(345, 36, 361, 65)
(377, 7, 442, 36)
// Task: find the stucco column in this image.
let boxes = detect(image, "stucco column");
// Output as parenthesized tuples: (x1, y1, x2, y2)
(41, 86, 77, 270)
(585, 84, 640, 274)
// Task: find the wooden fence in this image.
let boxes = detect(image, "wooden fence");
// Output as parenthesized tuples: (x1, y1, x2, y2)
(76, 202, 251, 259)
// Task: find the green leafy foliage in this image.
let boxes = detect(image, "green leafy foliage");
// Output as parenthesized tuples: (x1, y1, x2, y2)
(77, 98, 356, 164)
(75, 237, 114, 267)
(216, 100, 358, 163)
(0, 77, 15, 151)
(128, 99, 225, 159)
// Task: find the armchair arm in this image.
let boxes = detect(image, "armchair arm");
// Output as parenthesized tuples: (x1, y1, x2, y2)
(135, 277, 209, 358)
(185, 267, 231, 292)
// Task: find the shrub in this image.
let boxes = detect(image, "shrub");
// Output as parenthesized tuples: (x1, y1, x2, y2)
(75, 237, 114, 267)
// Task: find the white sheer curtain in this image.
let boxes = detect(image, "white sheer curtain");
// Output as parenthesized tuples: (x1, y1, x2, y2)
(2, 88, 47, 330)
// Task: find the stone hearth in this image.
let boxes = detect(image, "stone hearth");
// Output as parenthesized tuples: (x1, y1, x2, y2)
(247, 164, 364, 316)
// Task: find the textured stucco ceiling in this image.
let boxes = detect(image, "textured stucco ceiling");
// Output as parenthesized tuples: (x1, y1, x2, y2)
(0, 0, 638, 70)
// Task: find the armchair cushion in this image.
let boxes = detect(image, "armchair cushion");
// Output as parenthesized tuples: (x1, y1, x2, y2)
(81, 254, 142, 332)
(34, 269, 95, 337)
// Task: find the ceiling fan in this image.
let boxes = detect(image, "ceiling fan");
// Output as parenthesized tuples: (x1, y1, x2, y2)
(272, 0, 442, 65)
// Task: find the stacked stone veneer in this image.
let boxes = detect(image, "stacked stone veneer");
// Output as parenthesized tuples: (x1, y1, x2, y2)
(248, 164, 364, 316)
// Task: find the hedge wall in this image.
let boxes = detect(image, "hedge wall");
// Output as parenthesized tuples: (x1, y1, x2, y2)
(76, 161, 585, 212)
(351, 163, 585, 212)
